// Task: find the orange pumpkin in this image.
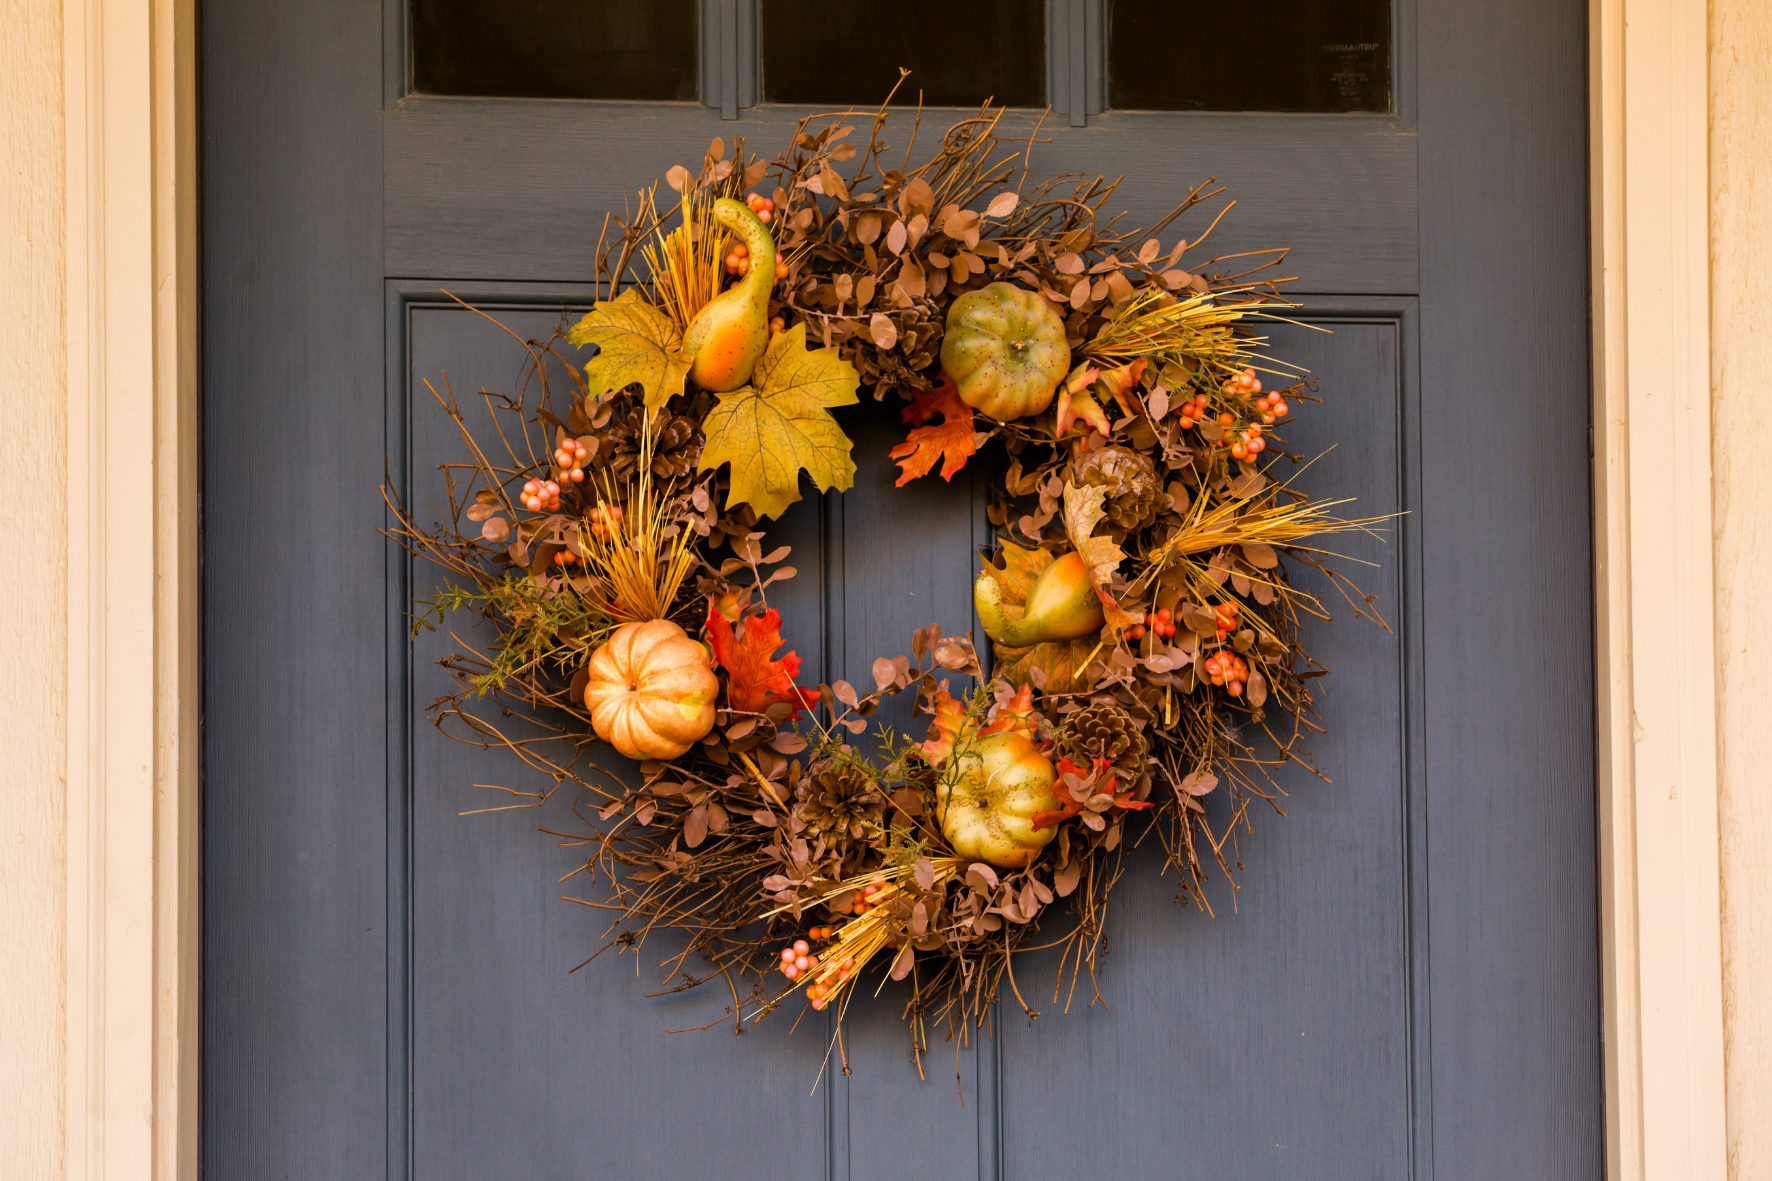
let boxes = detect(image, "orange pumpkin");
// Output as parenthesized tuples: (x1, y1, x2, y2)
(582, 620, 719, 760)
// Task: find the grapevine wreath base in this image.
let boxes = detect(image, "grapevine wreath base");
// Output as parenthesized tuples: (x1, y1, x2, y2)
(387, 96, 1385, 1078)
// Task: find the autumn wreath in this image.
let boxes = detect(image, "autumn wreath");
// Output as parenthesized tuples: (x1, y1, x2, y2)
(387, 98, 1382, 1074)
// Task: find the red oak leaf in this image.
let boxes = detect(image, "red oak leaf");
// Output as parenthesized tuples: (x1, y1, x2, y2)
(1031, 755, 1153, 830)
(1054, 363, 1108, 436)
(890, 373, 977, 486)
(705, 605, 819, 716)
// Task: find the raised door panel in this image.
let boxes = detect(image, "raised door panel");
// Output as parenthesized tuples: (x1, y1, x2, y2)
(389, 291, 1419, 1178)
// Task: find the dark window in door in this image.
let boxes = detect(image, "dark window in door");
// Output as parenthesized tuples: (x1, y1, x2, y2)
(406, 1, 1389, 114)
(760, 0, 1046, 107)
(1107, 0, 1391, 112)
(410, 0, 700, 100)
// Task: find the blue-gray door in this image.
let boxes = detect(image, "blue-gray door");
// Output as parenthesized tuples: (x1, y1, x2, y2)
(203, 3, 1600, 1178)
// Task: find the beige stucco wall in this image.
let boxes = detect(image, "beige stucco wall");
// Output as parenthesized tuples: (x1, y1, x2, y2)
(1712, 1, 1772, 1176)
(0, 0, 67, 1176)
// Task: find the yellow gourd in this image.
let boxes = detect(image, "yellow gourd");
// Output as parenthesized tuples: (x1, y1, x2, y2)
(974, 550, 1104, 647)
(683, 198, 776, 392)
(937, 729, 1062, 869)
(582, 620, 719, 760)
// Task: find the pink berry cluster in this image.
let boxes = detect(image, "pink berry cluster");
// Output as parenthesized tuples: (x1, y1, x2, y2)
(778, 930, 861, 1012)
(778, 938, 818, 982)
(554, 438, 588, 484)
(521, 478, 561, 513)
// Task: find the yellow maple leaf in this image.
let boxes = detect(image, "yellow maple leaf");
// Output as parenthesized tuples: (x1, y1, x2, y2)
(698, 324, 859, 519)
(566, 288, 693, 408)
(1061, 481, 1138, 629)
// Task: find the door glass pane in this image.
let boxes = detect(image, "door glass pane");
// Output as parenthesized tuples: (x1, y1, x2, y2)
(411, 0, 698, 100)
(1109, 0, 1390, 113)
(762, 0, 1044, 108)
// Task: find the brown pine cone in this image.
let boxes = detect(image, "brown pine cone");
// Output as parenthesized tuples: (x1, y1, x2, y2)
(797, 759, 886, 842)
(601, 407, 702, 481)
(853, 298, 943, 400)
(1056, 702, 1149, 784)
(1071, 444, 1161, 531)
(649, 413, 702, 478)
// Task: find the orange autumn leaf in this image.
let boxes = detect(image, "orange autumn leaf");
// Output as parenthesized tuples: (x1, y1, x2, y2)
(704, 605, 819, 715)
(919, 681, 971, 763)
(890, 373, 977, 486)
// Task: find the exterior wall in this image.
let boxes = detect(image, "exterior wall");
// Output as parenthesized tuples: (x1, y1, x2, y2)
(1712, 2, 1772, 1176)
(0, 0, 1764, 1176)
(0, 0, 68, 1177)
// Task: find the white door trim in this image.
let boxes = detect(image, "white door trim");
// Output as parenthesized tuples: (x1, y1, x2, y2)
(1591, 0, 1729, 1177)
(62, 0, 199, 1177)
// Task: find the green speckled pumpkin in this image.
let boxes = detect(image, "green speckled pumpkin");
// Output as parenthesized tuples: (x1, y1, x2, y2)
(939, 282, 1071, 420)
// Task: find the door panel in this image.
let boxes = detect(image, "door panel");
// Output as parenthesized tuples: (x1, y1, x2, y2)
(206, 0, 1600, 1176)
(387, 294, 1417, 1178)
(998, 312, 1415, 1178)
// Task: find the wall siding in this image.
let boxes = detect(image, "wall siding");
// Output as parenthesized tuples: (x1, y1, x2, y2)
(0, 0, 67, 1176)
(1712, 2, 1772, 1176)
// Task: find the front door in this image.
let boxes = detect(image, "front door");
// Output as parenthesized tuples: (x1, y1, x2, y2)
(202, 3, 1600, 1177)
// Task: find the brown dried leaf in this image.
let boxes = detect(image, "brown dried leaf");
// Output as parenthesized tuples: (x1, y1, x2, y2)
(666, 165, 692, 192)
(1242, 542, 1280, 569)
(902, 177, 935, 215)
(1180, 771, 1219, 797)
(885, 219, 908, 255)
(986, 191, 1019, 218)
(870, 312, 899, 349)
(872, 657, 898, 692)
(480, 516, 510, 543)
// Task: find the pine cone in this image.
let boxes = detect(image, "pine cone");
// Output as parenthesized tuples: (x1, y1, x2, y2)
(601, 407, 702, 481)
(797, 759, 885, 841)
(853, 298, 944, 400)
(1057, 702, 1149, 784)
(1071, 444, 1161, 531)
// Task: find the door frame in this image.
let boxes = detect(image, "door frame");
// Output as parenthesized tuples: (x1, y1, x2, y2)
(58, 0, 1722, 1176)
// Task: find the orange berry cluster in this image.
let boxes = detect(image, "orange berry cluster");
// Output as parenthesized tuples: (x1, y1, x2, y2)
(1127, 606, 1176, 643)
(1203, 650, 1252, 696)
(521, 478, 561, 513)
(724, 242, 783, 283)
(826, 876, 892, 917)
(1213, 600, 1241, 640)
(551, 548, 579, 569)
(588, 503, 623, 541)
(1176, 392, 1214, 430)
(553, 438, 588, 484)
(724, 240, 752, 275)
(1230, 422, 1267, 461)
(1253, 390, 1289, 424)
(745, 191, 775, 225)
